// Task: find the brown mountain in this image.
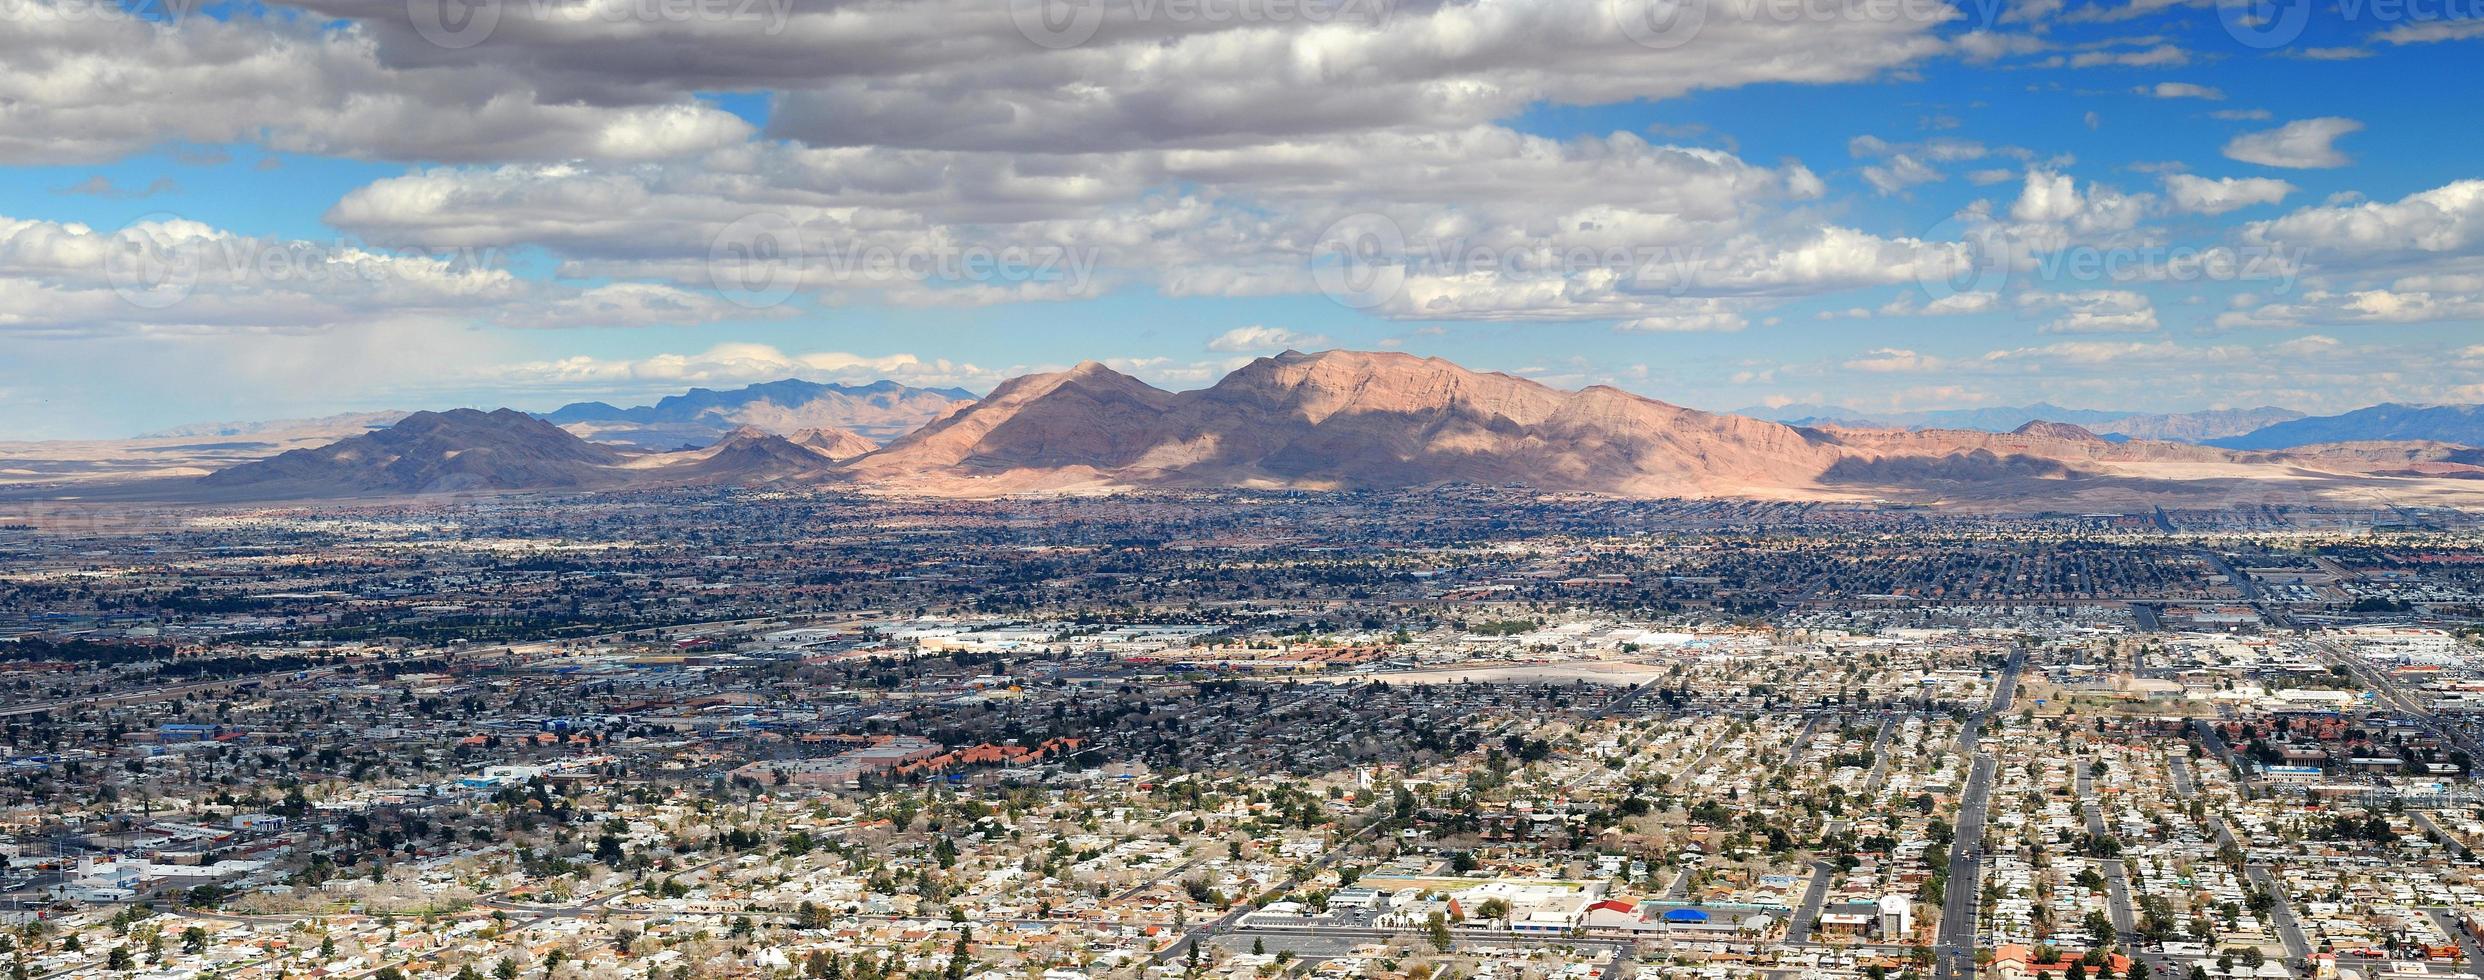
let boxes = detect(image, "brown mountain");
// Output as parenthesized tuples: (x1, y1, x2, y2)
(840, 361, 1182, 492)
(154, 351, 2484, 509)
(788, 426, 881, 460)
(845, 351, 1846, 497)
(637, 426, 842, 486)
(834, 350, 2484, 509)
(194, 408, 631, 498)
(2009, 420, 2106, 442)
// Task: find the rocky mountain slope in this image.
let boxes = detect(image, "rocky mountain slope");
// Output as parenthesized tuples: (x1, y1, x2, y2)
(148, 352, 2484, 508)
(542, 379, 973, 448)
(195, 409, 634, 498)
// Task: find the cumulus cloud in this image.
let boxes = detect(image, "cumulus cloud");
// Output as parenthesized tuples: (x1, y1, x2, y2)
(0, 212, 528, 337)
(0, 0, 754, 165)
(2223, 117, 2363, 169)
(2243, 179, 2484, 260)
(484, 342, 999, 392)
(2017, 290, 2160, 333)
(321, 129, 1953, 331)
(2162, 174, 2295, 215)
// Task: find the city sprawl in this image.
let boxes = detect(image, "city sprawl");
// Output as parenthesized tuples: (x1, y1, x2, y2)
(1, 492, 2484, 980)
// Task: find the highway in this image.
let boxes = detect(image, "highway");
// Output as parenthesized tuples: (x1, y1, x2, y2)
(2316, 639, 2484, 767)
(1932, 649, 2023, 980)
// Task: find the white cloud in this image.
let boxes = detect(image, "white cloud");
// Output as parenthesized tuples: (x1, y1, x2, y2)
(2218, 288, 2484, 329)
(1206, 325, 1331, 353)
(1844, 348, 1946, 372)
(0, 0, 754, 165)
(2017, 290, 2160, 333)
(486, 342, 998, 391)
(2162, 174, 2295, 215)
(2375, 18, 2484, 43)
(2223, 117, 2363, 169)
(2244, 179, 2484, 259)
(2138, 82, 2223, 100)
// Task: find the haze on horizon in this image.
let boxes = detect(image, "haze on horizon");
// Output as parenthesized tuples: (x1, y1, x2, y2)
(2, 0, 2482, 439)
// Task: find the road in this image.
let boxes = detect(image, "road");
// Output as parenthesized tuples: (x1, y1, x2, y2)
(1149, 815, 1390, 964)
(2075, 759, 2139, 943)
(2319, 640, 2484, 767)
(1785, 859, 1837, 944)
(2425, 908, 2484, 972)
(2244, 864, 2313, 961)
(2414, 811, 2471, 859)
(1932, 649, 2023, 980)
(1863, 714, 1900, 797)
(2201, 550, 2259, 601)
(1784, 714, 1824, 768)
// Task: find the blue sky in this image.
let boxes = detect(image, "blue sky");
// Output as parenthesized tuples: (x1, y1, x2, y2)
(3, 0, 2482, 438)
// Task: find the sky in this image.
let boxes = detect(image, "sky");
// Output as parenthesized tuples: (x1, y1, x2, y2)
(3, 0, 2483, 438)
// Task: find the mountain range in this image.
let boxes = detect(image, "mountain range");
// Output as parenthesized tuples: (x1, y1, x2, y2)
(540, 379, 975, 449)
(186, 411, 882, 499)
(1747, 403, 2306, 442)
(2206, 404, 2484, 451)
(159, 350, 2484, 510)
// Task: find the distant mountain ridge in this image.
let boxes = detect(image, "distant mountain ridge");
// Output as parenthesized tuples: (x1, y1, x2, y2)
(2209, 404, 2484, 451)
(189, 411, 864, 499)
(1754, 402, 2128, 432)
(1747, 403, 2303, 442)
(541, 378, 976, 449)
(197, 409, 632, 497)
(97, 352, 2484, 509)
